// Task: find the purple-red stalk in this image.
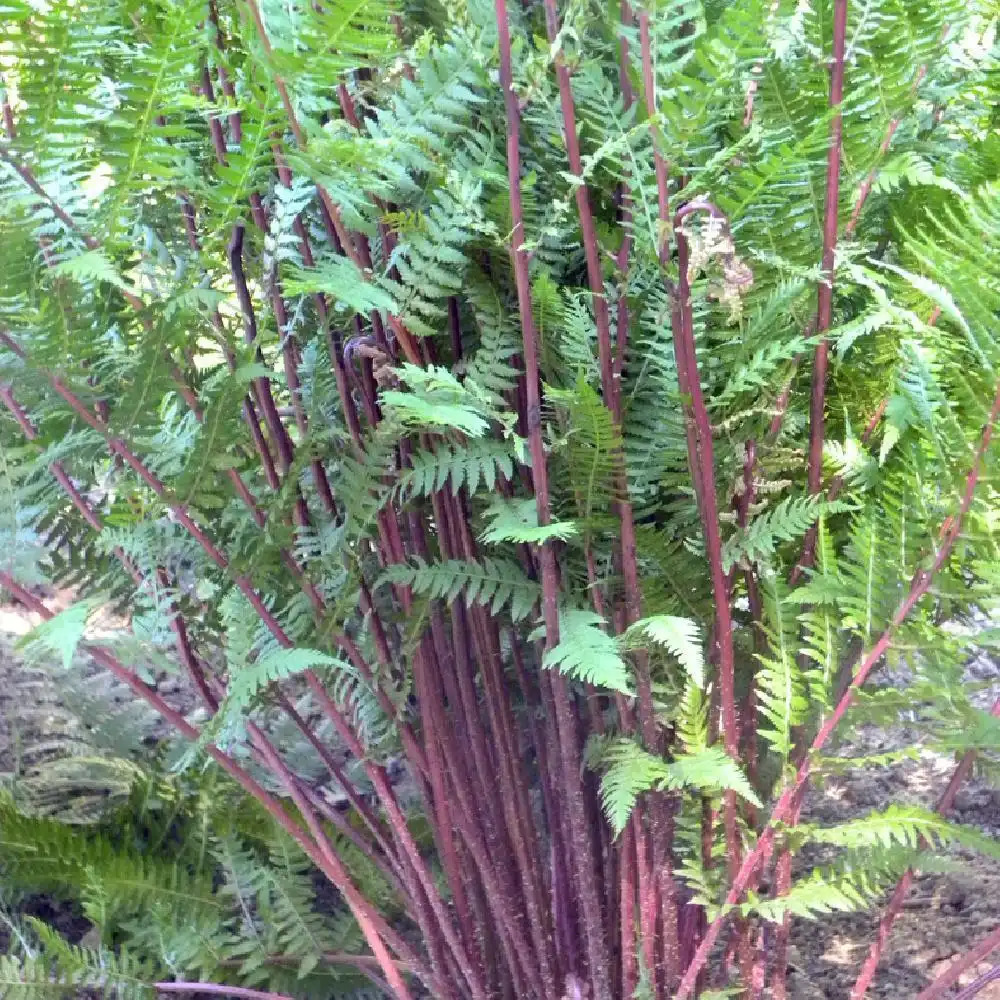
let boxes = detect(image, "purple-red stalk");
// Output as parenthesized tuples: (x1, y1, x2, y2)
(802, 0, 848, 562)
(494, 0, 610, 994)
(672, 201, 741, 871)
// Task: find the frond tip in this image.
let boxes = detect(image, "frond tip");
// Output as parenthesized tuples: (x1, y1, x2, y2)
(543, 608, 631, 694)
(624, 615, 706, 687)
(597, 741, 761, 836)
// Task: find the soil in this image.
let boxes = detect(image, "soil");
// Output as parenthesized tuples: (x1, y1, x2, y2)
(1, 601, 998, 998)
(786, 649, 1000, 998)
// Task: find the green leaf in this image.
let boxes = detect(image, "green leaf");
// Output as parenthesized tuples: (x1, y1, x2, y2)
(625, 615, 705, 687)
(872, 258, 971, 337)
(544, 608, 631, 693)
(284, 256, 398, 316)
(227, 647, 352, 714)
(480, 497, 577, 545)
(381, 364, 495, 437)
(802, 804, 1000, 859)
(598, 741, 670, 835)
(597, 741, 760, 835)
(379, 556, 541, 622)
(666, 746, 762, 810)
(18, 601, 99, 670)
(723, 495, 853, 571)
(394, 438, 524, 500)
(51, 250, 137, 296)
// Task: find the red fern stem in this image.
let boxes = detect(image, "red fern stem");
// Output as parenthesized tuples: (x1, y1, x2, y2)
(495, 1, 609, 994)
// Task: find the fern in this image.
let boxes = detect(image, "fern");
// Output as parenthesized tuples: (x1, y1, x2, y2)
(624, 615, 706, 688)
(393, 438, 525, 501)
(0, 947, 153, 1000)
(598, 741, 761, 836)
(754, 573, 809, 760)
(801, 804, 1000, 859)
(543, 608, 631, 694)
(380, 364, 496, 437)
(722, 495, 853, 571)
(17, 599, 99, 671)
(479, 497, 578, 545)
(547, 375, 623, 525)
(1, 0, 998, 995)
(225, 647, 353, 716)
(746, 847, 938, 923)
(379, 556, 541, 622)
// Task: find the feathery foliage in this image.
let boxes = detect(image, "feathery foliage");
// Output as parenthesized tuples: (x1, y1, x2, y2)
(0, 0, 998, 997)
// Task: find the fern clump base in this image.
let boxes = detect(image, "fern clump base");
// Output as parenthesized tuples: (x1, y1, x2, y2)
(0, 0, 998, 997)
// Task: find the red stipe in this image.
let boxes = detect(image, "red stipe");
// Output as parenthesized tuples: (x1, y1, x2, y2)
(495, 0, 609, 994)
(251, 732, 421, 1000)
(676, 377, 1000, 997)
(805, 0, 849, 525)
(312, 662, 488, 1000)
(196, 65, 340, 513)
(543, 5, 660, 899)
(206, 0, 242, 143)
(239, 6, 421, 368)
(673, 201, 741, 864)
(1, 84, 15, 139)
(952, 963, 1000, 1000)
(1, 117, 229, 717)
(640, 5, 702, 534)
(8, 40, 594, 1000)
(542, 0, 615, 404)
(6, 338, 301, 652)
(768, 792, 804, 999)
(226, 223, 295, 473)
(0, 384, 138, 575)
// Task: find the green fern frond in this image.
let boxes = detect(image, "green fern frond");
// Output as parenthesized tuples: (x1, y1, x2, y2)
(480, 497, 577, 545)
(722, 495, 853, 571)
(597, 741, 760, 836)
(393, 438, 525, 501)
(801, 803, 1000, 859)
(0, 950, 153, 1000)
(746, 848, 923, 923)
(747, 846, 960, 924)
(380, 363, 496, 437)
(17, 599, 100, 671)
(624, 615, 706, 688)
(225, 647, 354, 717)
(547, 374, 623, 524)
(543, 608, 631, 694)
(755, 572, 809, 759)
(379, 556, 541, 622)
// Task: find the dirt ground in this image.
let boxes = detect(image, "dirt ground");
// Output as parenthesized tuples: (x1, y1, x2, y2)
(1, 602, 998, 998)
(788, 651, 1000, 998)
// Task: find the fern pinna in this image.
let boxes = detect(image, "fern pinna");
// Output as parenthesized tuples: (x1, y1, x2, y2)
(0, 0, 999, 997)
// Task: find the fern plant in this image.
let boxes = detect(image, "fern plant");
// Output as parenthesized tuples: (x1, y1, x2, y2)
(1, 0, 999, 997)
